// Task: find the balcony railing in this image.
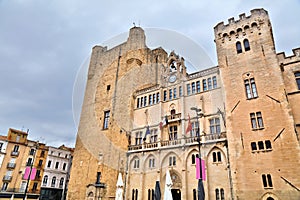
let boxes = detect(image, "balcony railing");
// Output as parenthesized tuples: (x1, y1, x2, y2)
(167, 113, 181, 122)
(11, 151, 19, 156)
(7, 163, 16, 169)
(3, 176, 12, 181)
(128, 132, 227, 152)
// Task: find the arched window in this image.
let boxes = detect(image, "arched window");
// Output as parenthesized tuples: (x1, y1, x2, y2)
(220, 188, 225, 200)
(244, 39, 250, 51)
(266, 197, 274, 200)
(43, 175, 48, 185)
(51, 176, 56, 187)
(236, 42, 242, 54)
(59, 177, 64, 188)
(215, 188, 220, 200)
(135, 189, 138, 200)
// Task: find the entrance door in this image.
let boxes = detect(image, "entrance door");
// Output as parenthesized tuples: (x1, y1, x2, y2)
(171, 189, 181, 200)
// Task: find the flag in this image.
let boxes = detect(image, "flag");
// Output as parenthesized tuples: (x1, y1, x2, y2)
(30, 168, 37, 180)
(143, 126, 151, 140)
(159, 116, 168, 130)
(162, 116, 168, 126)
(196, 158, 206, 181)
(159, 122, 163, 130)
(185, 114, 192, 134)
(23, 167, 37, 180)
(23, 167, 30, 180)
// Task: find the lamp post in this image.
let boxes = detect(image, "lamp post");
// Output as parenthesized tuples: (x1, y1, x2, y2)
(191, 107, 205, 200)
(23, 142, 39, 200)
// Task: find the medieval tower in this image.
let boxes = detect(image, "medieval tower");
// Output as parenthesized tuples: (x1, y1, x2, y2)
(68, 8, 300, 200)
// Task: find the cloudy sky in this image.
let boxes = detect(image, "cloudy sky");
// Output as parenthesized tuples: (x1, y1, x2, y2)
(0, 0, 299, 147)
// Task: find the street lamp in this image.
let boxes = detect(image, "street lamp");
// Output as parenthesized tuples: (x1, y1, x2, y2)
(23, 142, 39, 200)
(190, 107, 205, 200)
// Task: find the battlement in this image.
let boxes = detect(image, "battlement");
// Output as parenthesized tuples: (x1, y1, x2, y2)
(277, 47, 300, 66)
(214, 8, 269, 39)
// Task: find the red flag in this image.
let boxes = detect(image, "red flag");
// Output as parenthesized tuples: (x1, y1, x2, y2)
(159, 122, 163, 130)
(185, 115, 192, 134)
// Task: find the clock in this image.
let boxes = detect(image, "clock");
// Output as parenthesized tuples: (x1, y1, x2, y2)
(169, 75, 177, 83)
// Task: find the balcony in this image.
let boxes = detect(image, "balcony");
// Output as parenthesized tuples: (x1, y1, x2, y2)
(3, 176, 12, 181)
(7, 163, 16, 169)
(11, 151, 19, 157)
(167, 113, 181, 123)
(128, 132, 227, 152)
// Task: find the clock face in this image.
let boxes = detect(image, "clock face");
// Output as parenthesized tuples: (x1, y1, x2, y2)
(169, 75, 177, 83)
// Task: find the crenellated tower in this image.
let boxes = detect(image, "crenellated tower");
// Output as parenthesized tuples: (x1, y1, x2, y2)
(215, 8, 300, 199)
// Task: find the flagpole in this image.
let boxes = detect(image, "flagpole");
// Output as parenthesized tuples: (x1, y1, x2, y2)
(23, 142, 39, 200)
(191, 107, 205, 200)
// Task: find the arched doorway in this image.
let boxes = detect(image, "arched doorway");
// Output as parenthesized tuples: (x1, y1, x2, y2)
(266, 198, 274, 200)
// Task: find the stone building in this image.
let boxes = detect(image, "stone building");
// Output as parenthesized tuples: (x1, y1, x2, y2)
(67, 8, 300, 200)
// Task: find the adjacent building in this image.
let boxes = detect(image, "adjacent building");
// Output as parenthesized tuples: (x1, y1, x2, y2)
(67, 8, 300, 200)
(0, 128, 73, 200)
(40, 145, 73, 200)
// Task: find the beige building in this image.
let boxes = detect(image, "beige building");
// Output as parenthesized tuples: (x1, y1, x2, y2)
(68, 8, 300, 200)
(0, 128, 47, 200)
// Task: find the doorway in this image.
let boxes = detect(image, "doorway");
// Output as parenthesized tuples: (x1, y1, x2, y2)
(171, 189, 181, 200)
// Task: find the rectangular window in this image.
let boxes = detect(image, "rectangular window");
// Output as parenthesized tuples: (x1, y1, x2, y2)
(203, 80, 207, 91)
(196, 81, 200, 93)
(169, 125, 178, 140)
(0, 143, 3, 151)
(244, 78, 258, 99)
(13, 145, 19, 152)
(156, 92, 160, 103)
(169, 156, 176, 166)
(191, 121, 199, 137)
(258, 141, 264, 150)
(38, 159, 43, 167)
(135, 132, 143, 145)
(63, 163, 67, 170)
(55, 162, 59, 169)
(208, 78, 212, 90)
(149, 95, 152, 105)
(163, 90, 167, 101)
(103, 110, 110, 129)
(144, 96, 147, 107)
(262, 174, 273, 188)
(173, 88, 177, 99)
(213, 76, 217, 88)
(169, 89, 172, 100)
(265, 140, 272, 149)
(27, 158, 32, 166)
(250, 112, 264, 129)
(140, 97, 143, 107)
(29, 149, 35, 155)
(209, 118, 221, 134)
(191, 82, 196, 94)
(47, 160, 51, 168)
(187, 84, 191, 95)
(179, 86, 183, 96)
(251, 142, 257, 151)
(133, 159, 139, 169)
(150, 129, 158, 143)
(152, 94, 156, 104)
(295, 72, 300, 90)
